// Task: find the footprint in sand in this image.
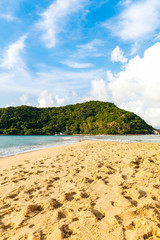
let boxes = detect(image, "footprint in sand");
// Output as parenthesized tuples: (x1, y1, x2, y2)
(151, 196, 157, 201)
(111, 201, 115, 206)
(148, 158, 155, 164)
(123, 195, 138, 207)
(97, 162, 104, 168)
(130, 156, 143, 169)
(43, 198, 62, 210)
(138, 190, 147, 199)
(24, 204, 43, 217)
(102, 177, 109, 185)
(7, 193, 19, 200)
(90, 208, 105, 220)
(35, 170, 43, 175)
(26, 229, 43, 240)
(50, 164, 55, 168)
(1, 181, 8, 185)
(121, 182, 134, 190)
(17, 164, 23, 167)
(57, 210, 66, 219)
(121, 174, 127, 180)
(83, 177, 94, 184)
(153, 184, 160, 189)
(25, 187, 37, 195)
(65, 192, 76, 201)
(142, 231, 153, 239)
(45, 184, 54, 190)
(39, 160, 44, 164)
(61, 224, 73, 238)
(126, 221, 135, 230)
(2, 177, 8, 181)
(80, 191, 89, 199)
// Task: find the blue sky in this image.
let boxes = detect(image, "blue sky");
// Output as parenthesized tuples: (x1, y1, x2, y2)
(0, 0, 160, 127)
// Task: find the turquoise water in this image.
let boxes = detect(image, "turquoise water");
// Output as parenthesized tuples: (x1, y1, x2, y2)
(0, 134, 160, 157)
(0, 135, 80, 157)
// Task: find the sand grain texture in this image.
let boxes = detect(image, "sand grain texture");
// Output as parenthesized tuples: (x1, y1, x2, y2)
(0, 140, 160, 239)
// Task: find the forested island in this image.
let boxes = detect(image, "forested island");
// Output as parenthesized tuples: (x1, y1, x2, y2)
(0, 101, 153, 135)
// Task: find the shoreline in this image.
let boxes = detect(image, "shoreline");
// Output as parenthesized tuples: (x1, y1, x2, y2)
(0, 134, 160, 159)
(0, 141, 160, 239)
(0, 135, 82, 159)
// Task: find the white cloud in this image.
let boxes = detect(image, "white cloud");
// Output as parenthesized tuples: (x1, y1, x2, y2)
(61, 60, 93, 68)
(0, 13, 18, 21)
(0, 69, 39, 96)
(120, 0, 132, 6)
(154, 32, 160, 41)
(0, 35, 27, 70)
(37, 90, 54, 108)
(90, 79, 109, 101)
(78, 39, 104, 51)
(69, 39, 104, 59)
(55, 95, 69, 106)
(84, 78, 109, 102)
(37, 68, 104, 91)
(130, 42, 139, 55)
(5, 104, 10, 108)
(0, 51, 104, 99)
(37, 0, 88, 48)
(19, 94, 31, 106)
(54, 91, 81, 106)
(0, 35, 40, 98)
(53, 79, 109, 107)
(107, 42, 160, 127)
(111, 46, 128, 63)
(106, 0, 160, 41)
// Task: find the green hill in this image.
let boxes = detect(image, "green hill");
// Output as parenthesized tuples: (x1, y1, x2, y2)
(0, 101, 153, 135)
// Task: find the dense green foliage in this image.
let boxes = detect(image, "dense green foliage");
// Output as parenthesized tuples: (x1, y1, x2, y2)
(0, 101, 153, 135)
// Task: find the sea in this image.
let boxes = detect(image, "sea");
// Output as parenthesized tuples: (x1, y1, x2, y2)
(0, 134, 160, 158)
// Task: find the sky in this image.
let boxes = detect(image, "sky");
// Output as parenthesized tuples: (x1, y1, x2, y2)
(0, 0, 160, 127)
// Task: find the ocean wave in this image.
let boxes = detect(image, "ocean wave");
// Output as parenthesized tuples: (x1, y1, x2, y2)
(61, 136, 73, 140)
(0, 135, 82, 158)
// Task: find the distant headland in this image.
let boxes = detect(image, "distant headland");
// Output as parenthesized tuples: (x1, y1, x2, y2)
(0, 101, 154, 135)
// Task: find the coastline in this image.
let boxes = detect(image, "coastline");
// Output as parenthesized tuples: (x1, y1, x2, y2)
(1, 134, 160, 158)
(0, 141, 160, 239)
(0, 135, 82, 158)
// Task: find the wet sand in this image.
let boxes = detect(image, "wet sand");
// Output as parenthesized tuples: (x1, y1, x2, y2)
(0, 140, 160, 240)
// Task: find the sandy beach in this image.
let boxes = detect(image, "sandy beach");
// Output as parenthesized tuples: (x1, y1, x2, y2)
(0, 140, 160, 240)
